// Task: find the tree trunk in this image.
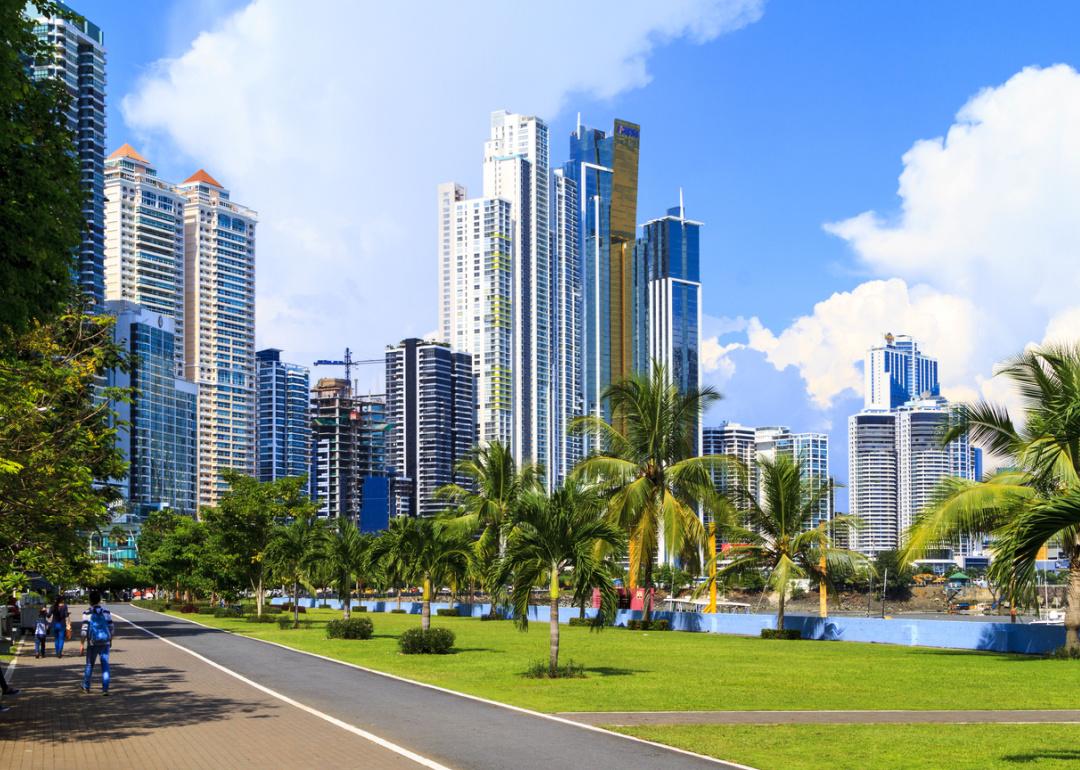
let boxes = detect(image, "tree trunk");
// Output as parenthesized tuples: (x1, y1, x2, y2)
(397, 587, 402, 610)
(578, 599, 586, 620)
(642, 555, 655, 622)
(421, 576, 432, 632)
(549, 569, 561, 677)
(777, 588, 786, 632)
(255, 576, 264, 617)
(1066, 549, 1080, 650)
(293, 580, 300, 628)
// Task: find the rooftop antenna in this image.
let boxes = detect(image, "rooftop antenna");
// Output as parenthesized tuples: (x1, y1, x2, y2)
(679, 187, 685, 219)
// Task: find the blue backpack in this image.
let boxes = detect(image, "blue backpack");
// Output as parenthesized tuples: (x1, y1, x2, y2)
(88, 608, 112, 645)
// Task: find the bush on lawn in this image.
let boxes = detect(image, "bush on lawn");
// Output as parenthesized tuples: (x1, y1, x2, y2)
(245, 614, 277, 623)
(761, 628, 802, 640)
(351, 605, 368, 612)
(523, 658, 585, 679)
(398, 627, 455, 654)
(213, 605, 244, 618)
(276, 616, 312, 630)
(279, 603, 306, 613)
(178, 604, 198, 614)
(625, 619, 670, 631)
(259, 604, 283, 614)
(1047, 645, 1080, 660)
(133, 600, 169, 611)
(326, 617, 374, 640)
(568, 616, 610, 628)
(480, 612, 506, 621)
(435, 608, 458, 617)
(197, 606, 217, 615)
(390, 608, 407, 614)
(318, 603, 332, 609)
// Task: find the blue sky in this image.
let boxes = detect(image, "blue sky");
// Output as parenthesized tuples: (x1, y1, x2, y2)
(69, 1, 1080, 508)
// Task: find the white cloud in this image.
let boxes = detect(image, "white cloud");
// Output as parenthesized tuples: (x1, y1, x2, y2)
(701, 337, 743, 382)
(122, 0, 764, 364)
(752, 65, 1080, 410)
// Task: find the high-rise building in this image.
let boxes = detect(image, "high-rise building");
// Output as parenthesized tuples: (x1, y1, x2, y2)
(865, 333, 940, 410)
(562, 118, 643, 444)
(178, 170, 257, 508)
(642, 198, 702, 452)
(385, 339, 476, 520)
(483, 111, 550, 472)
(437, 191, 514, 448)
(848, 412, 899, 557)
(549, 168, 582, 486)
(703, 422, 757, 506)
(103, 145, 186, 372)
(32, 3, 107, 306)
(255, 349, 310, 483)
(106, 301, 197, 519)
(310, 378, 360, 520)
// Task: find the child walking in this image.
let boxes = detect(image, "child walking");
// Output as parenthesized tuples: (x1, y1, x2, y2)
(34, 609, 48, 658)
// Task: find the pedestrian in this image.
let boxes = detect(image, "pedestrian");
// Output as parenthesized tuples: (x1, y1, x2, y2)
(34, 609, 48, 658)
(80, 589, 113, 696)
(47, 596, 70, 658)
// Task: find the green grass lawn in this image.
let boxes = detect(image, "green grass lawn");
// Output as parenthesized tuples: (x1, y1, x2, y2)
(612, 724, 1080, 770)
(155, 607, 1080, 714)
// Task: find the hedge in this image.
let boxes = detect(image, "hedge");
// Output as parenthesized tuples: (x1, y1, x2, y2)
(277, 616, 313, 630)
(245, 614, 277, 623)
(435, 608, 458, 617)
(625, 619, 670, 631)
(326, 617, 374, 640)
(390, 609, 407, 614)
(761, 628, 802, 640)
(398, 627, 455, 654)
(568, 616, 605, 627)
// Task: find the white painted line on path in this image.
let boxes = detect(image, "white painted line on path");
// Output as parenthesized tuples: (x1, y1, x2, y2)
(113, 612, 452, 770)
(132, 606, 754, 770)
(3, 638, 21, 687)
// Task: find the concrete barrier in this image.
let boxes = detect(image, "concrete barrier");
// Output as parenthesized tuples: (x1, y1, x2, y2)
(269, 597, 1065, 654)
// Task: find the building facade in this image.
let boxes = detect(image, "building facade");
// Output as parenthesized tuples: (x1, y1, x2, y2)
(32, 3, 107, 306)
(255, 348, 310, 483)
(702, 422, 757, 507)
(106, 301, 198, 519)
(385, 339, 476, 520)
(865, 333, 940, 410)
(848, 411, 899, 557)
(103, 145, 186, 372)
(310, 378, 360, 520)
(178, 170, 257, 508)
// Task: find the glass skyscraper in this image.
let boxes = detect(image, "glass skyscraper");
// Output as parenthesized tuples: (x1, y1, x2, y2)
(864, 333, 940, 410)
(256, 348, 311, 483)
(32, 3, 107, 306)
(106, 301, 198, 519)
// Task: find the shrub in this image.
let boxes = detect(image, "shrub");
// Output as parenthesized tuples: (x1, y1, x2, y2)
(568, 616, 607, 627)
(480, 612, 506, 621)
(197, 606, 217, 615)
(791, 587, 808, 601)
(259, 604, 283, 614)
(277, 616, 312, 630)
(179, 604, 197, 614)
(523, 659, 585, 679)
(326, 617, 374, 640)
(625, 619, 669, 631)
(436, 608, 458, 617)
(390, 608, 407, 614)
(351, 605, 368, 612)
(279, 603, 306, 613)
(1047, 646, 1080, 660)
(398, 627, 455, 654)
(213, 605, 244, 618)
(761, 628, 802, 640)
(318, 603, 332, 609)
(245, 614, 277, 623)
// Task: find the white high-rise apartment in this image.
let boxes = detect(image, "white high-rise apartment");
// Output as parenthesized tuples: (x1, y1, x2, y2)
(549, 168, 582, 486)
(865, 333, 940, 410)
(702, 422, 757, 506)
(437, 189, 514, 447)
(103, 145, 186, 373)
(755, 426, 831, 527)
(483, 110, 550, 475)
(848, 411, 899, 557)
(178, 170, 257, 509)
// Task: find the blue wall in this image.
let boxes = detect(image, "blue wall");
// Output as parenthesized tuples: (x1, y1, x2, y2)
(270, 598, 1065, 655)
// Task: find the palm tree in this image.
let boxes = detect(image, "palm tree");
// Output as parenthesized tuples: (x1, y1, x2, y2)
(438, 441, 540, 612)
(902, 344, 1080, 649)
(266, 514, 328, 628)
(328, 517, 369, 619)
(495, 479, 626, 676)
(700, 454, 866, 631)
(573, 361, 731, 615)
(373, 517, 411, 609)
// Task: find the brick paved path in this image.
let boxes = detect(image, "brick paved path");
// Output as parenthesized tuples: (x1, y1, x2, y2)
(0, 614, 421, 769)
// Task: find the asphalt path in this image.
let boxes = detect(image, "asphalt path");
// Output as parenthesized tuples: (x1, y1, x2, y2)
(116, 605, 746, 770)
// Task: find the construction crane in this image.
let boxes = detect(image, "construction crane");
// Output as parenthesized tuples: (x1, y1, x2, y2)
(313, 347, 382, 384)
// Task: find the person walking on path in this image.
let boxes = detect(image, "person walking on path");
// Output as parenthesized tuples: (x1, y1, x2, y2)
(80, 590, 113, 695)
(47, 597, 70, 658)
(33, 608, 48, 658)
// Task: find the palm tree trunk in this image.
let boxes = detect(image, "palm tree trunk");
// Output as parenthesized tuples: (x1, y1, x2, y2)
(777, 588, 786, 632)
(293, 579, 300, 628)
(549, 569, 560, 676)
(1066, 548, 1080, 650)
(421, 576, 432, 632)
(256, 576, 264, 617)
(342, 574, 351, 620)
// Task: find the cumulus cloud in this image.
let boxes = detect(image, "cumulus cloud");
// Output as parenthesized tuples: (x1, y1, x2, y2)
(752, 65, 1080, 410)
(122, 0, 764, 368)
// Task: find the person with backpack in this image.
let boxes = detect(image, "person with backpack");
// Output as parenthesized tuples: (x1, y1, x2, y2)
(34, 608, 48, 658)
(80, 590, 114, 695)
(47, 597, 70, 658)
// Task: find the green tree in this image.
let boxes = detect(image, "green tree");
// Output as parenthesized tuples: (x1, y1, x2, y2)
(0, 1, 85, 335)
(701, 455, 867, 631)
(203, 471, 314, 616)
(136, 510, 217, 600)
(0, 308, 128, 596)
(872, 550, 915, 600)
(902, 344, 1080, 648)
(267, 514, 327, 628)
(326, 517, 372, 619)
(573, 361, 730, 616)
(495, 479, 625, 676)
(438, 441, 540, 613)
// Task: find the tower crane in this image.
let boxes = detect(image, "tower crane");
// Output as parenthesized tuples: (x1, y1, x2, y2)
(312, 347, 382, 384)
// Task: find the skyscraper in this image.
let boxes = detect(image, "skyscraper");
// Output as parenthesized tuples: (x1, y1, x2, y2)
(106, 301, 198, 519)
(178, 170, 257, 508)
(104, 145, 186, 373)
(256, 349, 311, 483)
(437, 191, 514, 448)
(702, 422, 757, 506)
(864, 333, 940, 410)
(549, 168, 582, 486)
(483, 111, 551, 471)
(563, 118, 643, 443)
(642, 198, 703, 451)
(848, 412, 899, 557)
(385, 339, 476, 519)
(310, 378, 360, 520)
(32, 3, 107, 306)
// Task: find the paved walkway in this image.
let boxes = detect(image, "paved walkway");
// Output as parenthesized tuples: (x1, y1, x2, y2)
(560, 709, 1080, 726)
(0, 606, 745, 769)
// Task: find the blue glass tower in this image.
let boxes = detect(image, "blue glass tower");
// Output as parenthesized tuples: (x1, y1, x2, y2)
(256, 349, 311, 482)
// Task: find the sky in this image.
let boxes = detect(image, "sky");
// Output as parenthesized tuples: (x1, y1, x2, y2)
(69, 0, 1080, 509)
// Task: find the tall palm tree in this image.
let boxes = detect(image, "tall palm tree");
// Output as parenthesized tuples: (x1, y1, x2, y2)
(700, 454, 866, 631)
(573, 361, 731, 615)
(902, 344, 1080, 649)
(328, 517, 369, 619)
(495, 479, 625, 676)
(438, 441, 540, 612)
(373, 517, 411, 610)
(267, 514, 328, 628)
